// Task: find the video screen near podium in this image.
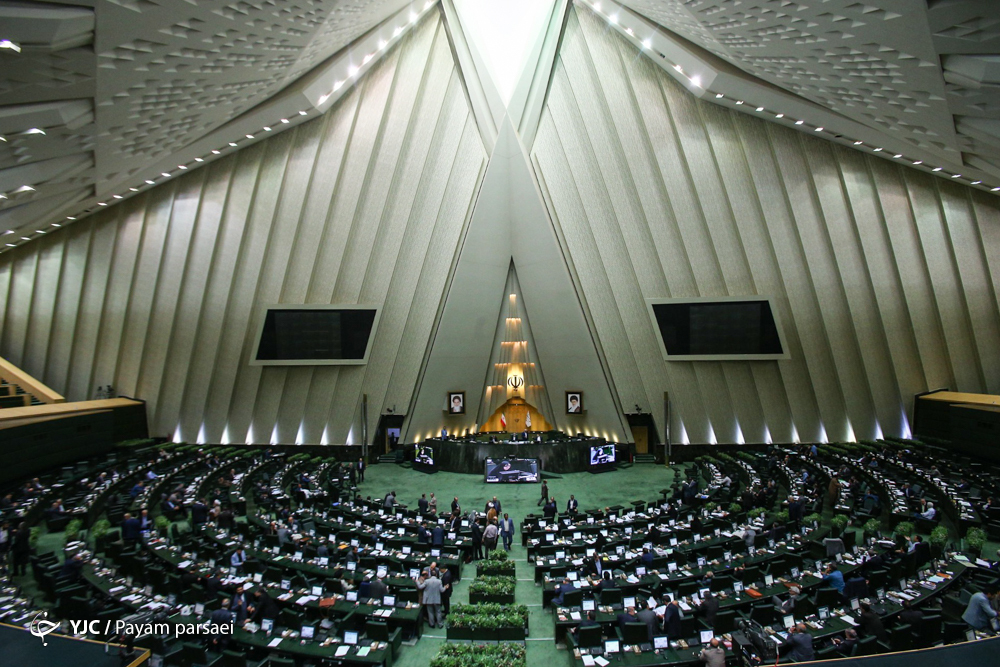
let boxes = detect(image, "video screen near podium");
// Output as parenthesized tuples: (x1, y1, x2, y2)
(589, 444, 616, 466)
(414, 445, 434, 466)
(485, 458, 539, 483)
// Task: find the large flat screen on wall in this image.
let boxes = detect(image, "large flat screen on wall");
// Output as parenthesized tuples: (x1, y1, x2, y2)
(415, 445, 434, 466)
(650, 299, 784, 359)
(254, 307, 378, 364)
(485, 458, 539, 483)
(590, 444, 616, 466)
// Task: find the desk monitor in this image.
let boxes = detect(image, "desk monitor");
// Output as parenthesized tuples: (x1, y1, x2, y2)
(346, 591, 358, 602)
(733, 582, 744, 593)
(311, 586, 323, 596)
(876, 588, 885, 600)
(568, 571, 579, 581)
(636, 567, 647, 576)
(697, 556, 706, 567)
(261, 618, 273, 634)
(625, 527, 633, 535)
(790, 567, 799, 578)
(344, 630, 359, 645)
(377, 565, 388, 578)
(783, 615, 794, 630)
(281, 579, 291, 590)
(294, 551, 303, 560)
(850, 598, 860, 611)
(194, 603, 205, 617)
(375, 542, 384, 551)
(431, 549, 441, 557)
(616, 546, 625, 555)
(583, 599, 595, 611)
(654, 636, 669, 650)
(667, 563, 678, 572)
(605, 640, 621, 654)
(556, 550, 566, 560)
(383, 595, 396, 607)
(397, 527, 405, 535)
(546, 534, 555, 542)
(574, 532, 583, 540)
(253, 573, 263, 583)
(764, 574, 774, 587)
(586, 549, 596, 557)
(409, 568, 420, 579)
(818, 607, 829, 620)
(301, 625, 315, 640)
(347, 561, 357, 571)
(350, 539, 359, 547)
(623, 596, 636, 609)
(699, 630, 714, 645)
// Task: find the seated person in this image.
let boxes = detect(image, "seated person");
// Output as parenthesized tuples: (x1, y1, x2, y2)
(552, 577, 574, 606)
(831, 628, 858, 655)
(780, 623, 815, 662)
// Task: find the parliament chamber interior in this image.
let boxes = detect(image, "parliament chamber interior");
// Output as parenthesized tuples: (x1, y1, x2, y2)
(2, 1, 1000, 667)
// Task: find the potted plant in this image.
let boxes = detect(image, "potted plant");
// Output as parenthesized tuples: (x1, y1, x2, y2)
(748, 508, 766, 520)
(893, 521, 915, 538)
(772, 510, 790, 525)
(928, 525, 949, 556)
(728, 503, 743, 514)
(63, 518, 83, 546)
(964, 527, 986, 558)
(804, 513, 822, 528)
(469, 575, 516, 604)
(704, 501, 718, 513)
(90, 518, 111, 550)
(830, 514, 849, 537)
(863, 518, 882, 539)
(154, 514, 171, 537)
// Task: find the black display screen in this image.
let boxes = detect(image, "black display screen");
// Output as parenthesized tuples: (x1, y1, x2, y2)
(255, 309, 377, 361)
(651, 300, 782, 356)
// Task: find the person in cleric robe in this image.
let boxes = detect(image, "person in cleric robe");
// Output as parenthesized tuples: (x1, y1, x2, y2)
(568, 393, 582, 413)
(450, 393, 464, 413)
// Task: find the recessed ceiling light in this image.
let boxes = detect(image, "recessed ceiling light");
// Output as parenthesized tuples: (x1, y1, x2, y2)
(212, 150, 221, 154)
(178, 165, 187, 169)
(22, 128, 46, 135)
(263, 127, 271, 132)
(775, 113, 784, 118)
(409, 11, 417, 22)
(113, 194, 122, 199)
(815, 127, 824, 132)
(51, 223, 60, 227)
(194, 158, 203, 162)
(992, 187, 1000, 192)
(66, 217, 75, 221)
(35, 230, 45, 234)
(6, 243, 15, 247)
(690, 76, 701, 87)
(952, 174, 961, 178)
(795, 120, 803, 125)
(14, 185, 35, 193)
(161, 172, 171, 177)
(873, 148, 882, 152)
(756, 106, 764, 112)
(145, 180, 155, 184)
(394, 26, 403, 37)
(298, 110, 307, 116)
(281, 119, 289, 124)
(625, 28, 634, 36)
(853, 141, 863, 145)
(4, 230, 13, 234)
(245, 134, 254, 139)
(972, 180, 982, 185)
(932, 167, 942, 172)
(609, 14, 618, 24)
(913, 160, 922, 165)
(893, 154, 902, 158)
(98, 202, 106, 206)
(735, 100, 743, 105)
(129, 187, 138, 191)
(378, 40, 387, 50)
(228, 142, 237, 147)
(0, 40, 21, 53)
(643, 39, 651, 49)
(21, 237, 30, 241)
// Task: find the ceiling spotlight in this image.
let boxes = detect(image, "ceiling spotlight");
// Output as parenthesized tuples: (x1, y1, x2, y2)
(993, 187, 1000, 192)
(609, 14, 618, 24)
(716, 93, 724, 98)
(333, 81, 344, 92)
(113, 194, 123, 199)
(410, 11, 418, 23)
(674, 64, 683, 73)
(145, 180, 155, 184)
(6, 243, 15, 247)
(625, 28, 634, 36)
(178, 165, 187, 170)
(932, 167, 942, 172)
(21, 237, 30, 241)
(893, 154, 902, 158)
(872, 148, 882, 152)
(280, 118, 289, 124)
(66, 217, 76, 221)
(594, 2, 601, 10)
(972, 180, 982, 185)
(795, 120, 803, 125)
(690, 76, 701, 87)
(4, 230, 12, 234)
(211, 150, 221, 154)
(298, 110, 307, 116)
(318, 93, 330, 105)
(394, 26, 403, 37)
(245, 134, 254, 139)
(912, 160, 922, 165)
(228, 142, 237, 147)
(756, 106, 764, 112)
(161, 172, 171, 177)
(952, 174, 961, 178)
(0, 194, 5, 200)
(262, 127, 271, 132)
(363, 53, 373, 64)
(814, 127, 824, 132)
(348, 66, 359, 77)
(22, 128, 46, 135)
(98, 202, 106, 206)
(643, 39, 651, 49)
(35, 230, 45, 234)
(378, 40, 387, 50)
(51, 223, 61, 227)
(194, 158, 204, 162)
(129, 187, 138, 191)
(775, 113, 784, 118)
(0, 39, 21, 53)
(14, 185, 35, 193)
(735, 100, 743, 105)
(853, 141, 863, 145)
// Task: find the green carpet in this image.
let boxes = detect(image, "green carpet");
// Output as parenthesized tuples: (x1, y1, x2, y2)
(358, 462, 680, 667)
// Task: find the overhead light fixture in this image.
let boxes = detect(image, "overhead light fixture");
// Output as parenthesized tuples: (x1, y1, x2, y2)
(394, 26, 402, 37)
(378, 40, 387, 50)
(21, 128, 46, 135)
(642, 39, 651, 49)
(993, 187, 1000, 192)
(0, 40, 21, 53)
(51, 223, 60, 227)
(212, 149, 221, 154)
(145, 180, 155, 184)
(853, 141, 863, 145)
(280, 118, 289, 124)
(594, 2, 601, 10)
(20, 237, 30, 241)
(318, 93, 330, 105)
(814, 127, 824, 132)
(912, 160, 922, 165)
(35, 230, 45, 234)
(178, 165, 187, 170)
(298, 110, 307, 116)
(625, 28, 634, 36)
(194, 158, 204, 162)
(245, 134, 254, 139)
(932, 167, 942, 172)
(715, 93, 723, 99)
(756, 106, 764, 112)
(952, 174, 961, 178)
(872, 148, 882, 152)
(690, 76, 701, 88)
(263, 127, 271, 132)
(348, 65, 359, 77)
(363, 53, 374, 64)
(161, 172, 171, 177)
(424, 0, 432, 9)
(775, 113, 784, 118)
(14, 185, 35, 193)
(5, 243, 15, 247)
(333, 81, 344, 91)
(113, 194, 123, 199)
(972, 180, 982, 185)
(4, 230, 13, 234)
(97, 202, 106, 206)
(129, 187, 138, 191)
(66, 217, 76, 221)
(795, 120, 803, 125)
(735, 100, 743, 105)
(609, 14, 618, 24)
(893, 154, 902, 158)
(410, 11, 418, 23)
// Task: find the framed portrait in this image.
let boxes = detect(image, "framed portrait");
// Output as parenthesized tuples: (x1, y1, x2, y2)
(566, 391, 583, 414)
(448, 391, 465, 414)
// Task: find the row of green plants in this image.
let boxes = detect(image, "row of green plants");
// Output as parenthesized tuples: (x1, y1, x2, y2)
(430, 643, 526, 667)
(446, 603, 529, 629)
(476, 550, 515, 576)
(468, 575, 515, 598)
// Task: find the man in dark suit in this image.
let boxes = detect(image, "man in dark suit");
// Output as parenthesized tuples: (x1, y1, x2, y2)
(441, 567, 454, 615)
(369, 574, 389, 601)
(190, 498, 209, 526)
(209, 604, 234, 648)
(249, 588, 279, 623)
(616, 606, 638, 629)
(831, 628, 858, 655)
(781, 623, 815, 662)
(662, 599, 683, 638)
(471, 521, 483, 560)
(552, 578, 574, 606)
(418, 494, 429, 514)
(229, 585, 248, 624)
(432, 524, 445, 546)
(567, 495, 579, 516)
(418, 522, 430, 544)
(121, 513, 141, 541)
(698, 591, 720, 627)
(858, 602, 886, 640)
(543, 498, 557, 519)
(899, 600, 923, 629)
(356, 458, 365, 483)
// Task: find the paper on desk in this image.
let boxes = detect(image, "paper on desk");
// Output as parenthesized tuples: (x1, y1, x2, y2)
(581, 656, 596, 667)
(267, 638, 282, 648)
(335, 645, 350, 657)
(357, 647, 371, 657)
(594, 657, 610, 667)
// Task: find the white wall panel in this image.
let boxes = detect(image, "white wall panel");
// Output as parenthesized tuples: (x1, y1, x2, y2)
(531, 7, 1000, 444)
(0, 11, 486, 445)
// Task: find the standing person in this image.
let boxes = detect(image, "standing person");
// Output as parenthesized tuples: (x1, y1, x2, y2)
(538, 480, 549, 506)
(483, 520, 499, 555)
(440, 567, 453, 616)
(428, 493, 438, 515)
(470, 520, 483, 561)
(567, 495, 579, 516)
(416, 570, 444, 629)
(11, 522, 30, 577)
(962, 586, 999, 630)
(357, 458, 365, 483)
(500, 513, 515, 551)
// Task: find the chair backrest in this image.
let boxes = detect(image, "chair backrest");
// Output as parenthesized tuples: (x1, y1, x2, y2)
(182, 643, 207, 663)
(601, 588, 622, 606)
(366, 620, 390, 641)
(577, 624, 603, 648)
(622, 622, 649, 644)
(221, 650, 247, 667)
(563, 589, 584, 608)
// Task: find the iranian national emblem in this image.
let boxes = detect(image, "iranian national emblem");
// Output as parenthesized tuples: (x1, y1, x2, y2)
(507, 375, 524, 392)
(30, 611, 59, 646)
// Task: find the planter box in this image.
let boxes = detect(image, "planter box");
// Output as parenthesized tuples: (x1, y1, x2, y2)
(497, 626, 526, 642)
(446, 626, 478, 641)
(476, 565, 515, 577)
(469, 592, 515, 605)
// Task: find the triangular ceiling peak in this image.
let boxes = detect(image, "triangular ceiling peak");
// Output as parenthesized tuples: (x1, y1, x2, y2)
(453, 0, 555, 106)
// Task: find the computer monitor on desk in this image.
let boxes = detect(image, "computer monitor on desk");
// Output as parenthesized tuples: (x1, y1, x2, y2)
(699, 630, 714, 645)
(605, 640, 620, 655)
(344, 630, 359, 645)
(301, 625, 315, 640)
